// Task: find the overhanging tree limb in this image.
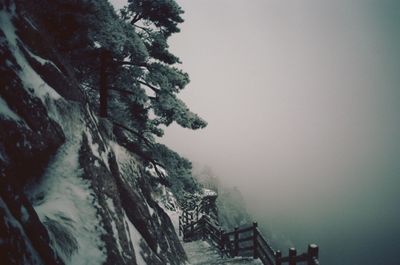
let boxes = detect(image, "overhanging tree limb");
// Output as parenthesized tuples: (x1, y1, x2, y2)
(112, 120, 154, 149)
(112, 121, 168, 181)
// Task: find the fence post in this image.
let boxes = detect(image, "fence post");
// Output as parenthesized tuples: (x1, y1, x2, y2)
(202, 217, 206, 240)
(307, 244, 319, 265)
(219, 229, 225, 254)
(234, 227, 239, 257)
(275, 250, 282, 265)
(289, 247, 297, 265)
(179, 216, 182, 236)
(252, 222, 258, 259)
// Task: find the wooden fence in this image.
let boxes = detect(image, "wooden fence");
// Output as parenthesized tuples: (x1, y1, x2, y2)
(179, 201, 320, 265)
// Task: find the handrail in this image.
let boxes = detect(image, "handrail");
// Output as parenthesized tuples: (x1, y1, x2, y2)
(179, 195, 320, 265)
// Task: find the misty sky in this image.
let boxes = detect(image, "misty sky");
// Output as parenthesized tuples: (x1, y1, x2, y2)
(111, 1, 400, 264)
(161, 0, 400, 221)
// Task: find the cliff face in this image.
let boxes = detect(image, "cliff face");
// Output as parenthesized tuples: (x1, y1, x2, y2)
(0, 2, 186, 264)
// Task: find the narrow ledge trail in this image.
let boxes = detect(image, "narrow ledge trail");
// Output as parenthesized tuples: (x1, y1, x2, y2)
(183, 240, 263, 265)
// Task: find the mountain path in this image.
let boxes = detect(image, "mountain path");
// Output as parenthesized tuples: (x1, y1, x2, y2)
(183, 240, 263, 265)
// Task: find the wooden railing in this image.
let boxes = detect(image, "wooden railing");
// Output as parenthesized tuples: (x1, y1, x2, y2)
(179, 196, 320, 265)
(179, 194, 218, 236)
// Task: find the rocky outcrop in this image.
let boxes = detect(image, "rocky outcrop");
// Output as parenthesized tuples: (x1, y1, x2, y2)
(0, 2, 186, 264)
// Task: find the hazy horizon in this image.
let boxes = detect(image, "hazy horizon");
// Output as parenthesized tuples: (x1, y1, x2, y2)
(111, 1, 400, 264)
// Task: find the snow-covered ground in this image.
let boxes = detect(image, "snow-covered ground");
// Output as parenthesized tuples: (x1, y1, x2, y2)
(27, 102, 108, 265)
(153, 185, 182, 236)
(183, 240, 263, 265)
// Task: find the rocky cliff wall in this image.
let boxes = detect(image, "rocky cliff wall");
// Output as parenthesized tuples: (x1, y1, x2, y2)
(0, 2, 186, 264)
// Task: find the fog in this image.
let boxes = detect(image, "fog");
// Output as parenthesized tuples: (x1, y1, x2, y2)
(160, 1, 400, 264)
(112, 0, 400, 264)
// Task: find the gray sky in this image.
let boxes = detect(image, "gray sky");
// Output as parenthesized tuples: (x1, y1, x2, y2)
(111, 1, 400, 264)
(161, 0, 400, 211)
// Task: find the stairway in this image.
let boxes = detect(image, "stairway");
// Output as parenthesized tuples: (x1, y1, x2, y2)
(183, 240, 263, 265)
(179, 192, 320, 265)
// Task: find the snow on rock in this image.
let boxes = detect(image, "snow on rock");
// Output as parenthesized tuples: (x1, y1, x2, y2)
(124, 211, 146, 265)
(110, 141, 141, 182)
(93, 41, 102, 48)
(25, 47, 62, 73)
(122, 209, 163, 265)
(0, 96, 24, 123)
(105, 197, 124, 258)
(20, 206, 29, 223)
(153, 185, 182, 235)
(111, 141, 136, 168)
(0, 2, 191, 265)
(24, 17, 39, 31)
(0, 7, 61, 103)
(202, 188, 218, 198)
(28, 102, 107, 265)
(145, 163, 167, 179)
(85, 128, 110, 170)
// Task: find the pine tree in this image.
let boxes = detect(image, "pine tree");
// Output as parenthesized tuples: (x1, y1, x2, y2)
(32, 0, 206, 163)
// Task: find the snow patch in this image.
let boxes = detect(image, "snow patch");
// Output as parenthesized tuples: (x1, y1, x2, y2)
(0, 97, 24, 123)
(106, 198, 124, 257)
(24, 17, 39, 31)
(142, 83, 156, 98)
(0, 8, 61, 103)
(28, 102, 107, 265)
(20, 206, 29, 223)
(153, 186, 181, 235)
(25, 47, 62, 73)
(146, 202, 155, 217)
(145, 163, 167, 179)
(202, 188, 217, 198)
(110, 141, 131, 164)
(85, 129, 110, 170)
(93, 41, 101, 48)
(110, 141, 140, 182)
(123, 210, 147, 265)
